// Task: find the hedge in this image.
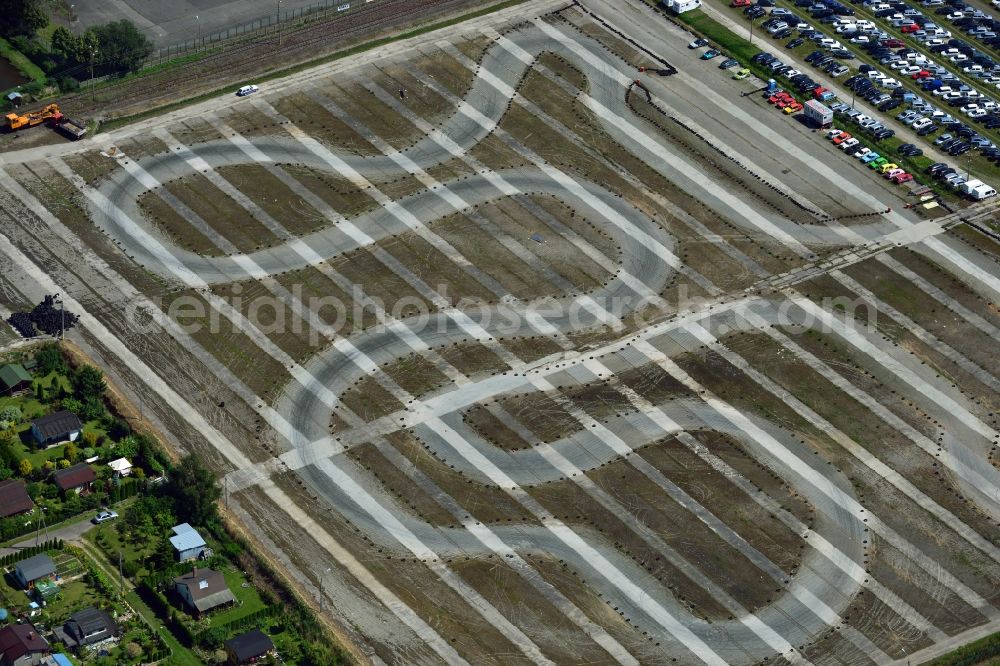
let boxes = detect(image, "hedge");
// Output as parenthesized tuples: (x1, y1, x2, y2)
(0, 539, 64, 567)
(928, 631, 1000, 666)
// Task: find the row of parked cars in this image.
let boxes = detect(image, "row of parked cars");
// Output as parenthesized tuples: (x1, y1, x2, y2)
(827, 128, 917, 179)
(904, 0, 1000, 59)
(844, 1, 1000, 126)
(746, 0, 1000, 162)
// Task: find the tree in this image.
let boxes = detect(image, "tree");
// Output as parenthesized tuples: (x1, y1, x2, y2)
(50, 25, 75, 58)
(72, 365, 106, 401)
(166, 455, 220, 525)
(0, 0, 48, 38)
(35, 344, 66, 376)
(64, 442, 78, 463)
(91, 20, 151, 74)
(18, 459, 32, 478)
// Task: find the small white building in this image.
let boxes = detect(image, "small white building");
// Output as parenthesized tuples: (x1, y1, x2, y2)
(108, 458, 132, 478)
(664, 0, 702, 13)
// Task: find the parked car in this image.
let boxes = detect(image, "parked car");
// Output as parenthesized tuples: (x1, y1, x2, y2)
(701, 49, 721, 60)
(93, 510, 119, 524)
(236, 84, 259, 97)
(689, 38, 709, 49)
(733, 67, 752, 79)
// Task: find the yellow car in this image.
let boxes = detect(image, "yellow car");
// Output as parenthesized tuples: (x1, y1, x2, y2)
(878, 162, 899, 173)
(733, 67, 750, 80)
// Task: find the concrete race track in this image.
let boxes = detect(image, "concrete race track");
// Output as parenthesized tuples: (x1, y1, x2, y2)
(1, 0, 999, 663)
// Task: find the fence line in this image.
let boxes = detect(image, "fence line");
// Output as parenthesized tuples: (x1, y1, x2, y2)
(148, 0, 382, 66)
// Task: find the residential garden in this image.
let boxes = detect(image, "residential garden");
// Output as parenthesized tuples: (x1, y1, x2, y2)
(0, 343, 167, 542)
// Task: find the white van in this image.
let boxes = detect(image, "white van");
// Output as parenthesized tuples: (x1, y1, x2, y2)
(236, 84, 259, 97)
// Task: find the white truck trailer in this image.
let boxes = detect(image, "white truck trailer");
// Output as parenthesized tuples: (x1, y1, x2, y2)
(803, 100, 834, 128)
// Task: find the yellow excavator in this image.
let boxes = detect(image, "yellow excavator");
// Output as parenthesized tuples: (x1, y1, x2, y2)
(6, 103, 62, 130)
(5, 102, 86, 139)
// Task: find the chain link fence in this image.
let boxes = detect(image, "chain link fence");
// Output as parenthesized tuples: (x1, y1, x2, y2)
(148, 0, 383, 65)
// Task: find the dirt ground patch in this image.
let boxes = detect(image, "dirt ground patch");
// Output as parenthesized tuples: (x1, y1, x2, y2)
(890, 248, 1000, 330)
(160, 288, 293, 400)
(8, 163, 168, 297)
(447, 557, 612, 663)
(329, 247, 434, 318)
(463, 403, 534, 451)
(62, 150, 122, 187)
(841, 258, 999, 381)
(436, 341, 512, 378)
(380, 233, 498, 306)
(390, 429, 536, 524)
(137, 189, 225, 256)
(211, 278, 320, 362)
(338, 374, 406, 422)
(496, 390, 582, 444)
(215, 164, 327, 237)
(380, 352, 451, 398)
(162, 171, 283, 252)
(346, 438, 457, 526)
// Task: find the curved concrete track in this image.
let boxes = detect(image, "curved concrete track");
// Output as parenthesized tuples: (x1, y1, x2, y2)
(59, 8, 1000, 665)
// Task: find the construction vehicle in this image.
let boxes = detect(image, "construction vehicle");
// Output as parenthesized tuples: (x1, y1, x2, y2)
(50, 111, 86, 140)
(6, 103, 61, 130)
(4, 103, 87, 140)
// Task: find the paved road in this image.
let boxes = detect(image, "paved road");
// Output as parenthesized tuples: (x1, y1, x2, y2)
(0, 514, 97, 558)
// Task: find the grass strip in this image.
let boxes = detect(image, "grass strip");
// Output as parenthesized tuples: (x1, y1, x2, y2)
(925, 630, 1000, 665)
(97, 0, 528, 133)
(0, 37, 46, 88)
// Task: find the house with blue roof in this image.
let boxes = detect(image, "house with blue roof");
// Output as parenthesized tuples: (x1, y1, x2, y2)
(169, 523, 212, 562)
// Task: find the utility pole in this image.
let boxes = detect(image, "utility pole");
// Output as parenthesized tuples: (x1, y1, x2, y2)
(277, 0, 283, 46)
(118, 551, 124, 597)
(89, 48, 96, 101)
(319, 566, 331, 612)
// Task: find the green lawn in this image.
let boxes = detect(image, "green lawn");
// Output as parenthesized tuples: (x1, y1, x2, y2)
(124, 590, 204, 666)
(86, 520, 158, 578)
(203, 567, 267, 627)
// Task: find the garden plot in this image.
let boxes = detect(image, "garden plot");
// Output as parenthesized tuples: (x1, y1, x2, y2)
(4, 2, 1000, 664)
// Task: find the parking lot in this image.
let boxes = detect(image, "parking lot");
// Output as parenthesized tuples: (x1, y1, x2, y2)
(706, 0, 1000, 197)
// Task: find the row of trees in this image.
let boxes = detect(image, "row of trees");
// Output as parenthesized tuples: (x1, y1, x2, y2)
(0, 0, 154, 94)
(50, 20, 153, 76)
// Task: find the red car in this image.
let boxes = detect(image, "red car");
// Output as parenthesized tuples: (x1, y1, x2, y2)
(901, 23, 919, 33)
(832, 131, 852, 145)
(768, 92, 791, 104)
(912, 70, 931, 79)
(892, 172, 914, 183)
(881, 38, 904, 47)
(731, 0, 753, 6)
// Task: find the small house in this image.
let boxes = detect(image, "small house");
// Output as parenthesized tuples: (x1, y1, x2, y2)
(56, 607, 117, 648)
(224, 629, 275, 665)
(0, 623, 49, 666)
(13, 554, 56, 590)
(169, 523, 210, 562)
(52, 464, 96, 494)
(0, 479, 33, 518)
(172, 567, 235, 615)
(0, 364, 31, 397)
(30, 411, 82, 447)
(107, 458, 132, 478)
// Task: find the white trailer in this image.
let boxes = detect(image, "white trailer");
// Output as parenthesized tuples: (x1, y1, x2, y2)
(804, 100, 834, 127)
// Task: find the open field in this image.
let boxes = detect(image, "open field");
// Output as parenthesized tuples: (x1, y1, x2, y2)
(0, 0, 999, 663)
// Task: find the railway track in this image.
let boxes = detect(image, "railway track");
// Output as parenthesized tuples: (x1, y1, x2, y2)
(59, 0, 480, 119)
